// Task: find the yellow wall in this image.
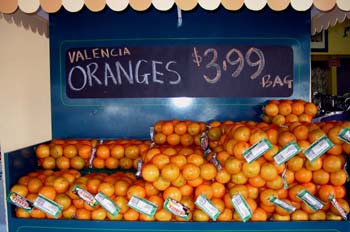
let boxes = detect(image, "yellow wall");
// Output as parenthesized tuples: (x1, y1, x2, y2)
(0, 12, 51, 153)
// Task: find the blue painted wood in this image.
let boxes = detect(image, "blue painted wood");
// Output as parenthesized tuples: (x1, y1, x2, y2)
(49, 6, 310, 139)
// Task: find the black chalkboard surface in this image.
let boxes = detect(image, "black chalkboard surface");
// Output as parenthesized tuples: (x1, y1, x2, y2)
(65, 45, 293, 98)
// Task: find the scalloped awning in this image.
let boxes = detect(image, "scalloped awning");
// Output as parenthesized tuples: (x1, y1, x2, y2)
(0, 0, 350, 14)
(312, 6, 350, 35)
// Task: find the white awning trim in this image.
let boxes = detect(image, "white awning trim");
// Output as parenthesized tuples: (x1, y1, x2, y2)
(312, 6, 350, 35)
(1, 0, 350, 14)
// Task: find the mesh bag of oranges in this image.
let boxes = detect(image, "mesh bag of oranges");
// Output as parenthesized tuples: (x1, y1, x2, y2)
(261, 99, 318, 125)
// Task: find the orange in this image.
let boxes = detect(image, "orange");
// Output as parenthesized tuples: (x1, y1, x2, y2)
(78, 144, 92, 159)
(278, 131, 297, 147)
(187, 176, 204, 187)
(327, 126, 344, 145)
(97, 182, 115, 197)
(151, 154, 170, 169)
(193, 209, 210, 221)
(163, 186, 182, 201)
(167, 133, 181, 146)
(170, 154, 187, 169)
(186, 154, 204, 166)
(76, 208, 91, 220)
(148, 195, 164, 209)
(287, 156, 304, 172)
(161, 121, 174, 135)
(154, 208, 172, 221)
(179, 184, 193, 197)
(53, 177, 70, 194)
(309, 210, 326, 221)
(10, 184, 29, 197)
(18, 175, 32, 186)
(291, 210, 308, 221)
(113, 196, 129, 214)
(142, 164, 160, 182)
(272, 115, 286, 125)
(278, 102, 292, 116)
(295, 168, 312, 184)
(304, 103, 318, 116)
(249, 129, 268, 145)
(174, 121, 188, 135)
(264, 103, 279, 117)
(38, 186, 56, 200)
(153, 176, 171, 191)
(229, 184, 249, 199)
(342, 142, 350, 155)
(233, 141, 250, 160)
(312, 169, 330, 185)
(91, 208, 107, 220)
(162, 147, 177, 156)
(211, 182, 226, 198)
(242, 161, 260, 178)
(208, 127, 222, 141)
(265, 128, 278, 145)
(330, 170, 347, 186)
(251, 207, 268, 221)
(27, 178, 43, 194)
(260, 162, 278, 181)
(124, 208, 141, 221)
(144, 182, 159, 196)
(15, 208, 31, 218)
(266, 176, 284, 189)
(231, 172, 248, 185)
(86, 178, 102, 195)
(180, 133, 194, 146)
(288, 184, 304, 202)
(248, 175, 266, 188)
(30, 208, 46, 219)
(215, 168, 231, 184)
(127, 185, 146, 200)
(187, 122, 201, 136)
(291, 101, 305, 115)
(305, 157, 322, 171)
(55, 193, 72, 210)
(92, 157, 105, 169)
(334, 185, 346, 199)
(318, 185, 336, 202)
(153, 133, 167, 145)
(171, 173, 186, 187)
(70, 156, 86, 170)
(327, 144, 342, 156)
(323, 155, 342, 173)
(302, 182, 317, 195)
(41, 157, 56, 170)
(119, 157, 133, 169)
(260, 189, 278, 206)
(105, 157, 119, 170)
(36, 144, 50, 159)
(181, 164, 200, 182)
(110, 144, 125, 159)
(195, 184, 213, 199)
(63, 144, 78, 158)
(56, 156, 70, 170)
(293, 125, 309, 140)
(200, 163, 217, 181)
(50, 144, 63, 158)
(232, 126, 251, 142)
(154, 120, 164, 133)
(308, 129, 325, 143)
(161, 163, 180, 181)
(125, 145, 139, 159)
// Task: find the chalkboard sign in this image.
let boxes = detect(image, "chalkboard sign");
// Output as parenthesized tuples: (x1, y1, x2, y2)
(65, 45, 293, 98)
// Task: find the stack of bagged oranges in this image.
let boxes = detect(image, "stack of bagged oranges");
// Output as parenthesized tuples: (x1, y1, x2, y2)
(152, 120, 207, 147)
(12, 113, 350, 221)
(262, 99, 318, 125)
(36, 139, 98, 171)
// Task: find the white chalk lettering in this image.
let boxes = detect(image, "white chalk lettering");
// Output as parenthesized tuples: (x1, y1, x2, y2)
(166, 61, 181, 85)
(68, 66, 87, 91)
(135, 60, 150, 85)
(152, 61, 164, 84)
(87, 63, 102, 86)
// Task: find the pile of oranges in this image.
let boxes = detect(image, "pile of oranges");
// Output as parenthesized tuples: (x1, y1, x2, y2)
(11, 107, 350, 222)
(262, 99, 318, 125)
(152, 120, 207, 147)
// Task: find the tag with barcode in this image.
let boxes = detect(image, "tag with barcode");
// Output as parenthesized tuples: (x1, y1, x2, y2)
(304, 136, 334, 162)
(72, 185, 97, 207)
(200, 131, 209, 151)
(329, 194, 348, 220)
(163, 197, 191, 220)
(243, 138, 273, 163)
(281, 169, 289, 189)
(33, 194, 63, 218)
(297, 189, 324, 211)
(95, 192, 120, 216)
(7, 192, 34, 212)
(273, 142, 301, 165)
(195, 194, 220, 221)
(269, 196, 296, 212)
(338, 128, 350, 144)
(128, 195, 157, 217)
(231, 193, 252, 222)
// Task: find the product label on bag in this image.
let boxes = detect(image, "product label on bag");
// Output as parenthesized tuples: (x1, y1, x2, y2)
(135, 159, 143, 179)
(95, 192, 120, 216)
(195, 194, 220, 221)
(163, 197, 191, 220)
(304, 136, 334, 162)
(297, 190, 324, 211)
(281, 168, 289, 189)
(200, 131, 209, 151)
(128, 195, 157, 217)
(72, 185, 97, 207)
(338, 128, 350, 144)
(231, 193, 252, 222)
(7, 192, 34, 212)
(33, 194, 63, 218)
(209, 153, 222, 171)
(329, 194, 348, 220)
(243, 138, 272, 163)
(269, 196, 296, 212)
(273, 142, 301, 165)
(88, 147, 96, 168)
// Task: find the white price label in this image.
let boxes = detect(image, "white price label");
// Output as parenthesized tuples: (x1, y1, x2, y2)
(33, 194, 63, 218)
(297, 190, 324, 211)
(195, 194, 220, 221)
(243, 138, 272, 163)
(231, 193, 252, 222)
(304, 136, 333, 162)
(95, 192, 120, 216)
(128, 195, 157, 217)
(273, 142, 301, 165)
